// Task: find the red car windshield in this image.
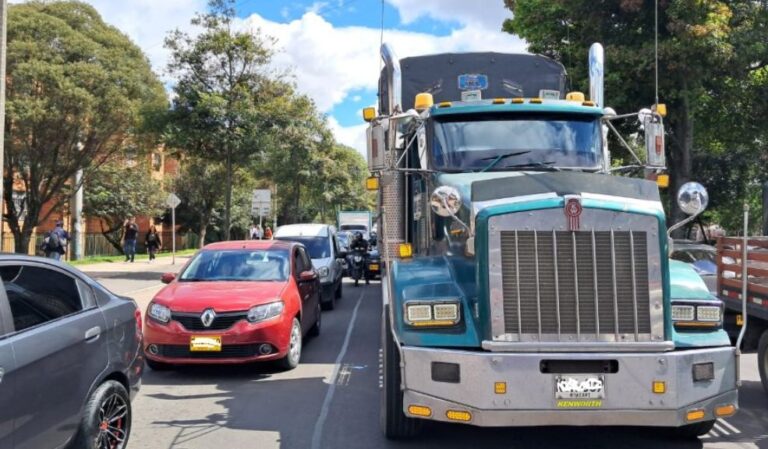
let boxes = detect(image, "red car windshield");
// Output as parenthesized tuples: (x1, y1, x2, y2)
(180, 249, 290, 282)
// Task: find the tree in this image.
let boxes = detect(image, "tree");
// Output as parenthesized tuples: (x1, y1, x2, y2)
(172, 157, 228, 248)
(4, 1, 167, 253)
(503, 0, 768, 233)
(83, 157, 166, 253)
(164, 0, 281, 240)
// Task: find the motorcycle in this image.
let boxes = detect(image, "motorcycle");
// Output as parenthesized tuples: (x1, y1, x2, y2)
(349, 248, 369, 287)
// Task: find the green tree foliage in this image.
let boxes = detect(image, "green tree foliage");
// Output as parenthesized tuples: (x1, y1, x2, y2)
(83, 157, 166, 253)
(4, 1, 167, 252)
(171, 157, 228, 248)
(164, 0, 281, 240)
(503, 0, 768, 233)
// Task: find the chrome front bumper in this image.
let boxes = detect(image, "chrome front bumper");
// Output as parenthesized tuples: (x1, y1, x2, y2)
(401, 346, 737, 427)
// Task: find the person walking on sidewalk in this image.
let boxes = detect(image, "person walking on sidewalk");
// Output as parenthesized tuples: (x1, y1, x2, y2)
(123, 218, 139, 262)
(264, 226, 272, 240)
(145, 225, 162, 263)
(44, 220, 70, 261)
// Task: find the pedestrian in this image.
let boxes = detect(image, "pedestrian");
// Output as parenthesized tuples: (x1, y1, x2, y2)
(123, 217, 139, 262)
(44, 220, 69, 261)
(264, 226, 273, 240)
(145, 225, 162, 263)
(250, 224, 262, 240)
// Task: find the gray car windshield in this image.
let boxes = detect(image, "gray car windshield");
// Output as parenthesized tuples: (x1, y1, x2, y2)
(432, 113, 602, 172)
(276, 236, 330, 259)
(180, 249, 290, 282)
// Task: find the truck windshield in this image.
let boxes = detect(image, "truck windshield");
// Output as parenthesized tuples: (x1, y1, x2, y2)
(432, 113, 602, 172)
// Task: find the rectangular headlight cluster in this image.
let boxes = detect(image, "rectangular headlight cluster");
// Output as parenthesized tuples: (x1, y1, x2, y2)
(404, 301, 460, 327)
(671, 302, 722, 329)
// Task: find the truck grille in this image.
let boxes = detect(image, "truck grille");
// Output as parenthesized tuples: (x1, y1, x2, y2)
(489, 208, 664, 344)
(499, 230, 651, 339)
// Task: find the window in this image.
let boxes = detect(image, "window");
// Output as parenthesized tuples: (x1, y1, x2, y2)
(12, 191, 27, 222)
(276, 236, 330, 259)
(298, 248, 312, 273)
(152, 153, 162, 171)
(0, 265, 83, 332)
(179, 249, 290, 282)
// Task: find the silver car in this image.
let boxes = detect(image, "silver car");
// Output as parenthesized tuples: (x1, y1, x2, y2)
(0, 255, 143, 449)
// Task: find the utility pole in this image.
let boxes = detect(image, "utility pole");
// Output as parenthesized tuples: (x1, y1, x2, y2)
(0, 0, 8, 251)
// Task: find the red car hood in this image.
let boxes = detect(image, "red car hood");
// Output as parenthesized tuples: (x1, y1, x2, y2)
(153, 281, 288, 313)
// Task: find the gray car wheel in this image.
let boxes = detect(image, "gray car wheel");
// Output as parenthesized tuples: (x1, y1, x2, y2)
(277, 318, 302, 370)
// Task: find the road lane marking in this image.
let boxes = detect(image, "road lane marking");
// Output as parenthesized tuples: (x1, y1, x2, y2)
(123, 283, 164, 295)
(714, 422, 730, 435)
(709, 429, 720, 438)
(337, 364, 352, 386)
(719, 419, 740, 434)
(310, 289, 365, 449)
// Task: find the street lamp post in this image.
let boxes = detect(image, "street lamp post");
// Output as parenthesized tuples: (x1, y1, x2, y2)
(0, 0, 8, 251)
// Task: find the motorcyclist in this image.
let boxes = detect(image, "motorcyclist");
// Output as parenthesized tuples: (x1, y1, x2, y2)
(349, 232, 369, 285)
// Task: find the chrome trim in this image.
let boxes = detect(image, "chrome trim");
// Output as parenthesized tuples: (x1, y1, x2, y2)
(580, 192, 664, 212)
(482, 340, 673, 352)
(610, 229, 619, 340)
(630, 231, 639, 340)
(572, 232, 581, 339)
(534, 230, 542, 339)
(488, 208, 663, 344)
(552, 230, 561, 336)
(515, 230, 522, 338)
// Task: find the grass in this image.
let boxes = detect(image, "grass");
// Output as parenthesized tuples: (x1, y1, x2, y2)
(68, 248, 198, 266)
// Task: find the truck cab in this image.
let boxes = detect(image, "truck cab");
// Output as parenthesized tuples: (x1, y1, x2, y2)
(368, 43, 738, 439)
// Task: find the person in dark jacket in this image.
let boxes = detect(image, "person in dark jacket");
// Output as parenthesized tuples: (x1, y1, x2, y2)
(44, 220, 70, 261)
(123, 218, 139, 262)
(145, 225, 162, 262)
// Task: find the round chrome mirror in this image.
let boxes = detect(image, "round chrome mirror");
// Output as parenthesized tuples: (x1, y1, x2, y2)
(677, 182, 709, 216)
(430, 186, 462, 217)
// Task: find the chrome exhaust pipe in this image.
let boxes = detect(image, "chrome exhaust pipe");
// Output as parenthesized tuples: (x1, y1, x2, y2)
(381, 43, 402, 117)
(589, 43, 604, 108)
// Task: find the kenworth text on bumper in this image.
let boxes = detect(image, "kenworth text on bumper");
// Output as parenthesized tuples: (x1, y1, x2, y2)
(365, 42, 740, 440)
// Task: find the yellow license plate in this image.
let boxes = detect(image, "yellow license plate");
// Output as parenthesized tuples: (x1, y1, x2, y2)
(736, 314, 744, 326)
(190, 336, 222, 352)
(369, 264, 380, 271)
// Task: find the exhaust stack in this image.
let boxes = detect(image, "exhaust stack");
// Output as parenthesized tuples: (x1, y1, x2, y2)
(379, 43, 405, 263)
(589, 43, 604, 108)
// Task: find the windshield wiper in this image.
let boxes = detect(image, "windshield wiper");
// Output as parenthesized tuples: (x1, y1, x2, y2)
(497, 161, 561, 172)
(477, 150, 531, 172)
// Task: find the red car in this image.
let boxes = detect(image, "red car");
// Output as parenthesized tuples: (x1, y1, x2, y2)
(143, 240, 321, 370)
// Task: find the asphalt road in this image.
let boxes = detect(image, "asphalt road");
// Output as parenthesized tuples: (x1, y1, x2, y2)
(83, 263, 768, 449)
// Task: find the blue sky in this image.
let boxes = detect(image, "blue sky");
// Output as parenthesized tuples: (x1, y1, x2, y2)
(45, 0, 525, 156)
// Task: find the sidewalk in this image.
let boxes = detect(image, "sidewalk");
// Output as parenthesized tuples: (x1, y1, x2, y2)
(74, 254, 192, 274)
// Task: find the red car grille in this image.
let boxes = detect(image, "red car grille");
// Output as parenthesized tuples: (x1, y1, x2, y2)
(156, 344, 265, 359)
(171, 312, 248, 331)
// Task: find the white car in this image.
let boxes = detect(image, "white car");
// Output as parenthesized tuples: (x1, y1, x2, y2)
(274, 224, 345, 310)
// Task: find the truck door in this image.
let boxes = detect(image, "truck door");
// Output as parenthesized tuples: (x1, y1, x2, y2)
(1, 263, 109, 449)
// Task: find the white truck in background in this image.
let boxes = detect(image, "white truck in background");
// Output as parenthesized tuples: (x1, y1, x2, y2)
(338, 211, 372, 240)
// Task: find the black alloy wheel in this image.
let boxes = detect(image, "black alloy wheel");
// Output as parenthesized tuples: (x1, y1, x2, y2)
(72, 380, 132, 449)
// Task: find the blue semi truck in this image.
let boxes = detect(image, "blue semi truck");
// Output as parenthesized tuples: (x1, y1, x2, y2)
(364, 43, 740, 439)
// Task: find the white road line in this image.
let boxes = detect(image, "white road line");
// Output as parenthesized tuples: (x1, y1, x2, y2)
(701, 434, 710, 439)
(713, 423, 730, 436)
(123, 283, 164, 295)
(310, 290, 365, 449)
(709, 429, 720, 438)
(718, 419, 740, 434)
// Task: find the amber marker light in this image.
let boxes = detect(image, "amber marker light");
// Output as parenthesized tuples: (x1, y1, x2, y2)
(686, 409, 705, 422)
(407, 405, 432, 417)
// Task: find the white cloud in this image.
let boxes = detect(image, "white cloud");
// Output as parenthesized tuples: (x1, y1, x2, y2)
(328, 117, 368, 159)
(386, 0, 511, 29)
(239, 12, 525, 156)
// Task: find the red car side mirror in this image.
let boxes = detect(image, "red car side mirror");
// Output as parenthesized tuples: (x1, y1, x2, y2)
(299, 271, 317, 282)
(161, 273, 176, 284)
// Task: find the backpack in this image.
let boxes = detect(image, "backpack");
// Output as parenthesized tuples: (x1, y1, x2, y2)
(48, 231, 61, 250)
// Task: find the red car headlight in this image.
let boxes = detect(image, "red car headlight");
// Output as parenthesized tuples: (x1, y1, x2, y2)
(247, 300, 284, 323)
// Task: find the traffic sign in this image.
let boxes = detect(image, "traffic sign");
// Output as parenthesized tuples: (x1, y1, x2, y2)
(252, 189, 271, 216)
(166, 193, 181, 209)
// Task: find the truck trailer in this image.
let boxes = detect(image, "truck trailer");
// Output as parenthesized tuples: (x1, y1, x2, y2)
(365, 42, 739, 439)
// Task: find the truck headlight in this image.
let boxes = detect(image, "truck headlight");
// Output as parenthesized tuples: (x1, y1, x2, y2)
(248, 301, 284, 323)
(672, 301, 722, 329)
(318, 266, 330, 279)
(404, 301, 460, 327)
(148, 303, 171, 324)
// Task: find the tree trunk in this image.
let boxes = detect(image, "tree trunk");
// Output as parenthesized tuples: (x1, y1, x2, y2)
(198, 214, 209, 249)
(224, 146, 232, 240)
(668, 84, 694, 239)
(13, 229, 32, 254)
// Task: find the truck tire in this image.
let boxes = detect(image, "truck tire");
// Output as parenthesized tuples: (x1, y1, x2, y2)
(674, 420, 715, 438)
(759, 329, 768, 394)
(380, 307, 421, 439)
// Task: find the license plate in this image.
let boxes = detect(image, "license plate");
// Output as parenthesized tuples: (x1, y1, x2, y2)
(555, 375, 605, 399)
(369, 264, 380, 271)
(189, 336, 222, 352)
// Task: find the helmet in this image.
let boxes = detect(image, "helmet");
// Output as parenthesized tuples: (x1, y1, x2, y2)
(354, 231, 363, 240)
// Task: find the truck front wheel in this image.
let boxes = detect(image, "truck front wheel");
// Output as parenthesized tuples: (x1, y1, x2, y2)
(758, 328, 768, 394)
(380, 306, 421, 439)
(674, 420, 715, 439)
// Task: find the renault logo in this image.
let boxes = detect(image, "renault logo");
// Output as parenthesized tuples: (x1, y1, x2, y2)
(201, 309, 216, 328)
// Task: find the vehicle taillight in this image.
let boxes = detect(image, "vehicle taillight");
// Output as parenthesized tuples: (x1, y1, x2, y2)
(134, 308, 143, 335)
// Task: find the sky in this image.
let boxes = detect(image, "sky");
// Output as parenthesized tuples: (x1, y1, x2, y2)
(18, 0, 526, 158)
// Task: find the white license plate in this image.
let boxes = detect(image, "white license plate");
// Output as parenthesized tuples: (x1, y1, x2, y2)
(555, 375, 605, 399)
(189, 336, 222, 352)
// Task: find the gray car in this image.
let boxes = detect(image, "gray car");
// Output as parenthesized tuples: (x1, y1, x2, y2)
(0, 255, 143, 449)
